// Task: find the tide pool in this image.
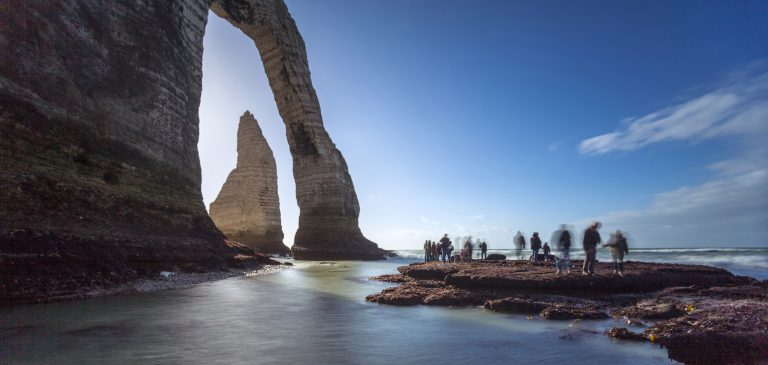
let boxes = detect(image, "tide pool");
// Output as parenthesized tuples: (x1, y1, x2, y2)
(1, 261, 677, 364)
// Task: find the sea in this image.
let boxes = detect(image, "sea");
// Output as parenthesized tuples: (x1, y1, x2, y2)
(2, 247, 765, 364)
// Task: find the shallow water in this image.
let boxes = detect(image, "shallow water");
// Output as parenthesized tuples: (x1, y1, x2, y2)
(1, 260, 678, 364)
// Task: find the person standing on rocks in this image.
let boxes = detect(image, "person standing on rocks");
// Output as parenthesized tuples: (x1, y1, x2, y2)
(480, 240, 488, 260)
(440, 234, 452, 262)
(582, 222, 602, 275)
(603, 230, 629, 276)
(463, 237, 474, 262)
(514, 231, 526, 260)
(555, 224, 572, 274)
(542, 242, 551, 262)
(530, 233, 542, 262)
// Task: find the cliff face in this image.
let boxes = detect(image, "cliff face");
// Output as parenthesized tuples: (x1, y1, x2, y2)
(209, 112, 289, 255)
(0, 0, 230, 302)
(0, 0, 381, 302)
(210, 0, 384, 260)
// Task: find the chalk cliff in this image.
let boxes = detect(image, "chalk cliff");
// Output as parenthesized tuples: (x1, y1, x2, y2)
(210, 1, 384, 260)
(0, 0, 381, 303)
(209, 111, 289, 255)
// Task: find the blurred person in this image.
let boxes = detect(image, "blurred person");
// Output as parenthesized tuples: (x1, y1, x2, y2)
(603, 230, 629, 276)
(423, 240, 431, 262)
(480, 240, 488, 259)
(582, 222, 602, 275)
(542, 242, 551, 262)
(530, 232, 542, 262)
(447, 243, 455, 262)
(554, 224, 572, 274)
(431, 241, 440, 262)
(464, 237, 474, 262)
(440, 234, 452, 262)
(514, 231, 526, 260)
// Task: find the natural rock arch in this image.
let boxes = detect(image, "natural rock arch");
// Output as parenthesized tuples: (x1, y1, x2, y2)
(209, 0, 383, 260)
(0, 0, 382, 301)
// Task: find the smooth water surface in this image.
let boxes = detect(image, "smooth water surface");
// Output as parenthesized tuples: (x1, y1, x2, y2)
(2, 260, 678, 364)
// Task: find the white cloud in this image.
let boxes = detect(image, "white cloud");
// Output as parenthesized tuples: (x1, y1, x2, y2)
(578, 63, 768, 246)
(579, 68, 768, 155)
(590, 162, 768, 246)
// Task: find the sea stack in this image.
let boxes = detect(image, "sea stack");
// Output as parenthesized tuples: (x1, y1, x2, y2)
(211, 0, 385, 260)
(209, 111, 289, 255)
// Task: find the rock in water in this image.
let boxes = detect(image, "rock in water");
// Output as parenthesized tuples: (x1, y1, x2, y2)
(485, 253, 507, 261)
(209, 112, 289, 255)
(605, 328, 647, 342)
(0, 0, 380, 303)
(210, 1, 384, 261)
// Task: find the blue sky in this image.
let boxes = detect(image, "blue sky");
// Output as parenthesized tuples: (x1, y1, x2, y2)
(198, 0, 768, 249)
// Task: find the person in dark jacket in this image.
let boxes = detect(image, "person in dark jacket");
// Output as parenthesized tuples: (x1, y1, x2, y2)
(582, 222, 602, 275)
(439, 234, 452, 262)
(603, 230, 629, 276)
(480, 241, 488, 259)
(542, 242, 551, 262)
(530, 232, 542, 261)
(423, 240, 431, 262)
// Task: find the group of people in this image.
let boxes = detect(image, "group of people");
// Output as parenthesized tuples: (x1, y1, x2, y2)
(582, 222, 630, 276)
(423, 235, 453, 262)
(512, 223, 629, 276)
(513, 231, 557, 263)
(423, 235, 489, 262)
(427, 222, 629, 276)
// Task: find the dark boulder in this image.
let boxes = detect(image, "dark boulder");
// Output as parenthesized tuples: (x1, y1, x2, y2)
(484, 298, 547, 313)
(612, 299, 686, 320)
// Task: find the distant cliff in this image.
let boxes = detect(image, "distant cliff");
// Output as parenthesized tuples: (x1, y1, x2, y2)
(209, 111, 289, 255)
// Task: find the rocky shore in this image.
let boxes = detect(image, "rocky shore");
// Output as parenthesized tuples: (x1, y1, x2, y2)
(0, 240, 291, 305)
(116, 264, 291, 295)
(367, 260, 767, 365)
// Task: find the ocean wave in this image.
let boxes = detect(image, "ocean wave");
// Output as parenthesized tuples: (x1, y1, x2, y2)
(388, 248, 768, 279)
(624, 248, 767, 253)
(647, 254, 768, 269)
(387, 250, 423, 261)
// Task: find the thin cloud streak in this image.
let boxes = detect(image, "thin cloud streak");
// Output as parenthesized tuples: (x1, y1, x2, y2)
(419, 216, 440, 227)
(579, 67, 768, 155)
(578, 63, 768, 246)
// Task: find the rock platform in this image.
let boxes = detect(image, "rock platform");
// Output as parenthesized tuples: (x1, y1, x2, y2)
(367, 260, 767, 365)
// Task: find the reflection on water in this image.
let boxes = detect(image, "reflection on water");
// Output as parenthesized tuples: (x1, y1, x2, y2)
(1, 261, 677, 364)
